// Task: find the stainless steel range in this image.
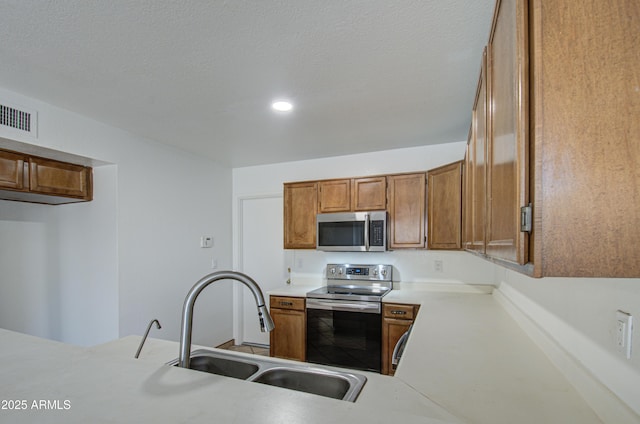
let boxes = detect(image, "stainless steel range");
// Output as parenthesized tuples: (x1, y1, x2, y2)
(306, 264, 392, 373)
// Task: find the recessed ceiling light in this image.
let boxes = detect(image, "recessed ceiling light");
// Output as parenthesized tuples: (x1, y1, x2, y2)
(271, 100, 293, 112)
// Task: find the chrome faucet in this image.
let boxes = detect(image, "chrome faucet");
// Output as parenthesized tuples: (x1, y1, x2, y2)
(178, 271, 275, 368)
(135, 319, 162, 359)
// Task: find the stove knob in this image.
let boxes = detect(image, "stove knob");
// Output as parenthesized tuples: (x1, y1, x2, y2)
(338, 267, 344, 275)
(373, 269, 379, 276)
(381, 268, 387, 277)
(329, 267, 336, 275)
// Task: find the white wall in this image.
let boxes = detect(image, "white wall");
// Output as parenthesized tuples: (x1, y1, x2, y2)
(0, 86, 233, 347)
(0, 201, 56, 340)
(496, 270, 640, 417)
(0, 165, 118, 345)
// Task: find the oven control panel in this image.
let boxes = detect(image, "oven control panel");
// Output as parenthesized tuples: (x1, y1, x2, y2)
(326, 264, 392, 282)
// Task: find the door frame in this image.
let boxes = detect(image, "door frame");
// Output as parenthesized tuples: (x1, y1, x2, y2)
(232, 192, 282, 345)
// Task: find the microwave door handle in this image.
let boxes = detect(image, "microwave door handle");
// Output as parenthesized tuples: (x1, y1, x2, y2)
(364, 213, 370, 251)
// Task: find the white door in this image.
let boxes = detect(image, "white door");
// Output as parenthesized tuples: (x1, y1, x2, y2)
(238, 195, 284, 345)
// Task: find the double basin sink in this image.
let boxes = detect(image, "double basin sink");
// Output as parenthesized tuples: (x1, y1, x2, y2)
(167, 349, 367, 402)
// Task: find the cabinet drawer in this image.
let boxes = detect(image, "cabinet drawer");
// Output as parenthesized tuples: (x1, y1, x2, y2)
(270, 296, 305, 311)
(383, 303, 418, 320)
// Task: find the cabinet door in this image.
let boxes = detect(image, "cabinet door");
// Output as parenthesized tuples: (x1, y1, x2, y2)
(387, 173, 426, 249)
(352, 176, 386, 211)
(530, 0, 639, 277)
(471, 49, 488, 254)
(381, 303, 419, 375)
(427, 161, 462, 250)
(318, 179, 351, 213)
(462, 138, 473, 249)
(29, 157, 92, 200)
(381, 318, 411, 376)
(283, 182, 318, 249)
(0, 149, 27, 190)
(485, 0, 529, 264)
(269, 296, 306, 362)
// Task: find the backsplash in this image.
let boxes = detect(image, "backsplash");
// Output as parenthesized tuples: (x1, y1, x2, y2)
(284, 249, 496, 286)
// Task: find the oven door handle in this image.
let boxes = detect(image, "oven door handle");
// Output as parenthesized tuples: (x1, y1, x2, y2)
(306, 298, 381, 314)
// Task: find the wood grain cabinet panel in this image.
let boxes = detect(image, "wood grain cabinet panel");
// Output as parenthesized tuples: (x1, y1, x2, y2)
(283, 182, 318, 249)
(387, 173, 426, 249)
(465, 0, 639, 277)
(485, 0, 529, 265)
(0, 148, 92, 204)
(462, 136, 473, 249)
(381, 303, 419, 376)
(471, 49, 488, 254)
(528, 0, 639, 276)
(269, 296, 305, 362)
(29, 157, 92, 200)
(0, 149, 27, 190)
(352, 176, 386, 211)
(427, 161, 463, 250)
(318, 179, 351, 213)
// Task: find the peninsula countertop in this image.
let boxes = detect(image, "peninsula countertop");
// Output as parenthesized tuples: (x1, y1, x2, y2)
(269, 282, 603, 424)
(0, 283, 602, 424)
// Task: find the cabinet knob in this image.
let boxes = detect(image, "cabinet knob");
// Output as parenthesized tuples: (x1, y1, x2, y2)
(391, 310, 407, 315)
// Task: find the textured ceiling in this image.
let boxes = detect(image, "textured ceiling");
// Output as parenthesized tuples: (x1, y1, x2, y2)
(0, 1, 495, 167)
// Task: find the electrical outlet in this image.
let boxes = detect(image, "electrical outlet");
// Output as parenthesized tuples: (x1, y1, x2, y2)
(616, 310, 633, 359)
(434, 260, 444, 272)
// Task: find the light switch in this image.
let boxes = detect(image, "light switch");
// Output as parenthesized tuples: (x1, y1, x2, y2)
(200, 236, 213, 248)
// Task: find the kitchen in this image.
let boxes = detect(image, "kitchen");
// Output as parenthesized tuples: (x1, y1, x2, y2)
(1, 1, 639, 423)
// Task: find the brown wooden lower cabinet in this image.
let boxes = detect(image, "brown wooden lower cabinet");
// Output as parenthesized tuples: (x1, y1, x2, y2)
(269, 296, 306, 361)
(381, 303, 419, 375)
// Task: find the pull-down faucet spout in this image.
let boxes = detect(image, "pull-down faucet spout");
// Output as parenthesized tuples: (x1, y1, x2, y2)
(178, 271, 275, 368)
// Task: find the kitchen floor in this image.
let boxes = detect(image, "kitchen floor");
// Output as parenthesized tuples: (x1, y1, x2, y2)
(217, 340, 269, 356)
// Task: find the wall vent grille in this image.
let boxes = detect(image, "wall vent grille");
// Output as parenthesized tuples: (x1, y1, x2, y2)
(0, 103, 37, 137)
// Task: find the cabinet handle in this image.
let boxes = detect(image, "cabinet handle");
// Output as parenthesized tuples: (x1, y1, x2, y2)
(390, 310, 407, 315)
(280, 301, 293, 306)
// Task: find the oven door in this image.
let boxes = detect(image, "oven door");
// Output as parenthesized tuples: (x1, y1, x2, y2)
(306, 299, 382, 373)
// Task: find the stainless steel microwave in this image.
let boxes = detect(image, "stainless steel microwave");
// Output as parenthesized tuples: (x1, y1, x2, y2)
(316, 211, 387, 252)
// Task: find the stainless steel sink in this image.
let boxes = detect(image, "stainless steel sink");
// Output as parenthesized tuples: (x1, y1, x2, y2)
(167, 349, 260, 380)
(251, 366, 361, 401)
(167, 349, 367, 402)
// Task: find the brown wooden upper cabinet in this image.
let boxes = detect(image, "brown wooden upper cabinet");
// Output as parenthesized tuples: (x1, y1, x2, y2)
(352, 176, 386, 211)
(465, 0, 639, 277)
(0, 148, 92, 204)
(318, 179, 351, 213)
(466, 49, 488, 255)
(427, 161, 463, 250)
(485, 0, 529, 265)
(0, 149, 27, 190)
(318, 177, 386, 213)
(387, 173, 426, 249)
(283, 181, 318, 249)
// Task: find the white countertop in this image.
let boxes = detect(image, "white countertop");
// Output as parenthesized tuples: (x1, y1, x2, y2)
(0, 283, 603, 424)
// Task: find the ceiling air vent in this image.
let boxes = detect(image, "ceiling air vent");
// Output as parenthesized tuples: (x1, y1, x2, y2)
(0, 102, 37, 138)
